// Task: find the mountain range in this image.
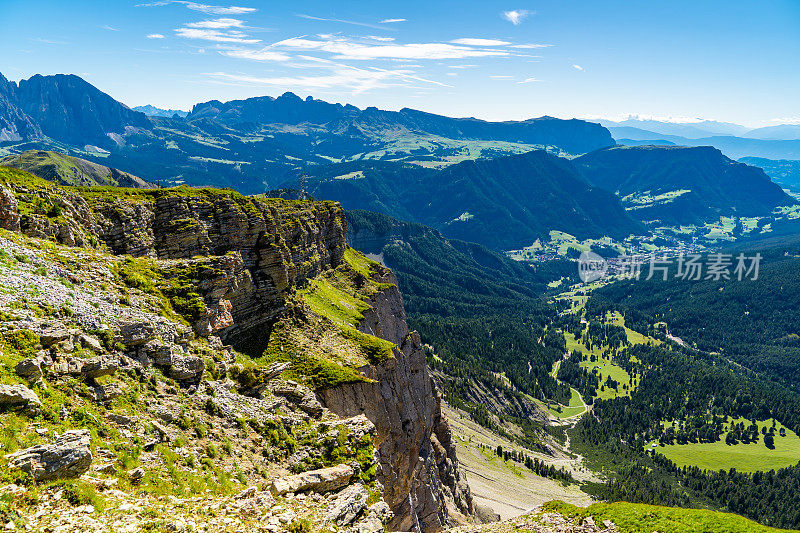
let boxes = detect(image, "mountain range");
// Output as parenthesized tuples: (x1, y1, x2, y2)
(0, 72, 614, 194)
(0, 71, 797, 248)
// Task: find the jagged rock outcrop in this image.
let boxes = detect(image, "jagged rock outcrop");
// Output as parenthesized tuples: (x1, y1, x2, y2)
(321, 279, 474, 532)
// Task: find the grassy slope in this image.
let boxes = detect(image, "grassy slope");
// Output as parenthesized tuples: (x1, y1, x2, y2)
(0, 150, 154, 188)
(652, 418, 800, 473)
(544, 501, 794, 533)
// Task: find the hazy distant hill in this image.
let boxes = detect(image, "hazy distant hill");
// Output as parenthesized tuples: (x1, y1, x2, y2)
(599, 118, 749, 138)
(741, 157, 800, 191)
(297, 150, 643, 250)
(610, 126, 800, 160)
(575, 145, 795, 224)
(189, 92, 614, 155)
(0, 150, 156, 188)
(744, 124, 800, 141)
(133, 105, 189, 118)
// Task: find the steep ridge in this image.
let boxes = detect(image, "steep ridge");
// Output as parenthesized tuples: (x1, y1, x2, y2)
(0, 150, 156, 188)
(0, 166, 475, 531)
(575, 145, 796, 224)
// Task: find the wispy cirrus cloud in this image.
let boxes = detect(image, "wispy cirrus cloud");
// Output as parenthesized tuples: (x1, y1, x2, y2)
(175, 16, 259, 43)
(380, 18, 406, 23)
(32, 37, 68, 45)
(147, 33, 166, 39)
(137, 1, 256, 15)
(517, 76, 541, 84)
(572, 64, 584, 71)
(184, 18, 245, 29)
(207, 56, 451, 94)
(228, 35, 512, 61)
(502, 10, 533, 25)
(770, 117, 800, 125)
(511, 43, 551, 49)
(298, 14, 394, 31)
(175, 27, 260, 43)
(102, 25, 119, 31)
(450, 38, 510, 46)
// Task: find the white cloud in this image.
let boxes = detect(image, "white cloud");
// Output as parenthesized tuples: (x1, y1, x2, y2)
(183, 2, 255, 14)
(185, 18, 244, 28)
(448, 64, 478, 69)
(380, 18, 406, 23)
(450, 38, 511, 46)
(489, 75, 514, 79)
(365, 36, 395, 42)
(175, 27, 260, 43)
(102, 25, 119, 31)
(137, 1, 256, 15)
(770, 117, 800, 125)
(572, 64, 584, 71)
(517, 77, 540, 84)
(207, 59, 450, 94)
(147, 33, 166, 39)
(246, 36, 511, 60)
(511, 43, 552, 49)
(502, 10, 532, 25)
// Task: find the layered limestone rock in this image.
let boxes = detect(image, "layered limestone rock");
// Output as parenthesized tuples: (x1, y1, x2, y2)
(0, 181, 346, 349)
(321, 279, 474, 532)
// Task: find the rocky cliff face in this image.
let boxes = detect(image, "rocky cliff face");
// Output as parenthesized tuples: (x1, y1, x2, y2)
(0, 73, 43, 142)
(321, 275, 474, 532)
(0, 168, 474, 531)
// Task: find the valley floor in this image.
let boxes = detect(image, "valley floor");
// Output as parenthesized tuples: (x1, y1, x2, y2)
(443, 404, 594, 520)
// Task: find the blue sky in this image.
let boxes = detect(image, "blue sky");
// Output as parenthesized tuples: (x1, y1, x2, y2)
(1, 0, 799, 126)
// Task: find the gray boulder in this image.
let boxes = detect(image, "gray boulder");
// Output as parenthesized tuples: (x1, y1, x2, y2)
(5, 429, 92, 481)
(325, 483, 368, 525)
(0, 383, 41, 412)
(169, 355, 205, 381)
(118, 322, 156, 346)
(52, 354, 119, 380)
(270, 464, 354, 495)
